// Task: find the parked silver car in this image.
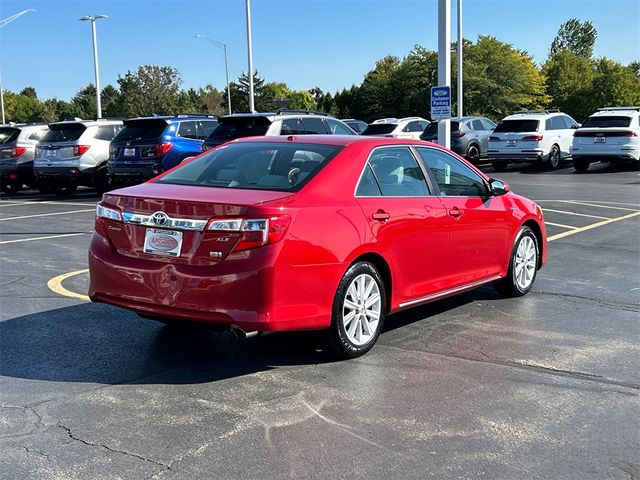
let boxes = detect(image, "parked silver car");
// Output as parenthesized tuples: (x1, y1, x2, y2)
(420, 116, 496, 163)
(0, 123, 50, 193)
(34, 119, 123, 195)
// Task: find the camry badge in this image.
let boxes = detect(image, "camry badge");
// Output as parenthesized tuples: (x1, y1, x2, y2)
(151, 211, 169, 226)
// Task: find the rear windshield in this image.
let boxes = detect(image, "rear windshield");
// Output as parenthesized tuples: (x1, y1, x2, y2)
(0, 127, 20, 144)
(362, 124, 396, 135)
(41, 123, 87, 142)
(581, 116, 632, 128)
(156, 142, 343, 192)
(206, 117, 271, 142)
(494, 120, 540, 133)
(114, 120, 168, 141)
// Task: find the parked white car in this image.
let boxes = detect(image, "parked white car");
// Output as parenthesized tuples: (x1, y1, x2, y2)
(362, 117, 429, 140)
(488, 109, 579, 171)
(571, 107, 640, 172)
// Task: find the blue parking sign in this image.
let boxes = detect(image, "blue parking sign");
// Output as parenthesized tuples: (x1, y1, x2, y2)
(431, 86, 451, 120)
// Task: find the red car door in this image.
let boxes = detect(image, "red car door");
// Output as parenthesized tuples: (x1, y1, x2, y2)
(355, 146, 449, 302)
(415, 146, 512, 288)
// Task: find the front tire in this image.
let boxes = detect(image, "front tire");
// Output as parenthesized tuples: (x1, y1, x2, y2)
(495, 226, 539, 298)
(325, 261, 386, 359)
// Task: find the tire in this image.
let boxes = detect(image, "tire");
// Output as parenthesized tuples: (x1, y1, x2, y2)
(466, 144, 480, 164)
(494, 226, 539, 298)
(54, 184, 78, 196)
(1, 181, 21, 194)
(93, 168, 111, 195)
(325, 261, 386, 359)
(546, 145, 561, 170)
(38, 184, 53, 195)
(492, 161, 508, 172)
(573, 158, 590, 173)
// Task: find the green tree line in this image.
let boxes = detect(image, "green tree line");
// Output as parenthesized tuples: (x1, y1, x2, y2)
(4, 19, 639, 125)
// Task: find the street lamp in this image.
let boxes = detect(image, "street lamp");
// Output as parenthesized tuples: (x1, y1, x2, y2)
(195, 34, 232, 115)
(245, 0, 255, 113)
(0, 9, 37, 124)
(79, 14, 108, 119)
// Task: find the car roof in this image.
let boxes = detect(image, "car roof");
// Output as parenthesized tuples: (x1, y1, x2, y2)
(590, 107, 640, 117)
(219, 112, 332, 121)
(49, 119, 122, 127)
(229, 134, 443, 148)
(126, 115, 217, 123)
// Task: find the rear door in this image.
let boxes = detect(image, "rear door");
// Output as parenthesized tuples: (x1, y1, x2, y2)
(355, 146, 449, 301)
(415, 146, 511, 288)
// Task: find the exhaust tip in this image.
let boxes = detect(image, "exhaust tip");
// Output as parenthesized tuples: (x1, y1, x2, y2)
(230, 325, 260, 340)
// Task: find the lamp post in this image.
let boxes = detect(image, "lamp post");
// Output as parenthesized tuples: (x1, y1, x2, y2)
(0, 9, 37, 124)
(79, 15, 108, 119)
(245, 0, 255, 113)
(457, 0, 463, 117)
(195, 35, 232, 115)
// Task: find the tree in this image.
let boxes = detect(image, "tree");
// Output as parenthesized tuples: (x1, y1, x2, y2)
(20, 87, 37, 99)
(117, 65, 183, 117)
(550, 19, 597, 58)
(543, 50, 596, 121)
(70, 84, 97, 119)
(590, 58, 640, 111)
(101, 85, 122, 118)
(3, 91, 44, 122)
(288, 90, 316, 110)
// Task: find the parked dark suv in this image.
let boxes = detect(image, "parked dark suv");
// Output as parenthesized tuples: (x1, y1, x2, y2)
(108, 115, 218, 186)
(421, 116, 496, 163)
(201, 111, 356, 152)
(0, 123, 49, 193)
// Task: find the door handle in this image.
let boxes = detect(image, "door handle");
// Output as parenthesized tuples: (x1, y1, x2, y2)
(448, 207, 463, 218)
(372, 210, 390, 221)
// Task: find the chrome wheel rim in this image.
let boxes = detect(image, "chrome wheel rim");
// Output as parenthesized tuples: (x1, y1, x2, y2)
(514, 236, 537, 290)
(342, 273, 381, 346)
(468, 146, 479, 163)
(550, 147, 560, 167)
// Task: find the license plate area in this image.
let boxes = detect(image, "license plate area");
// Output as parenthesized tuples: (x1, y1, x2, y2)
(124, 148, 136, 157)
(506, 140, 517, 147)
(594, 137, 605, 143)
(46, 149, 57, 157)
(143, 228, 183, 257)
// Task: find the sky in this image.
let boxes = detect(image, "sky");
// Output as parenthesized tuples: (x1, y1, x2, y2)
(1, 0, 639, 101)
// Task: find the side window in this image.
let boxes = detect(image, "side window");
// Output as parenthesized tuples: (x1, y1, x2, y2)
(546, 116, 565, 130)
(482, 119, 496, 130)
(281, 118, 305, 135)
(404, 121, 423, 133)
(562, 116, 577, 129)
(416, 147, 487, 197)
(355, 164, 382, 196)
(325, 118, 354, 135)
(95, 125, 117, 141)
(201, 121, 218, 137)
(367, 147, 430, 197)
(301, 117, 329, 134)
(28, 130, 44, 141)
(472, 119, 484, 131)
(177, 121, 198, 139)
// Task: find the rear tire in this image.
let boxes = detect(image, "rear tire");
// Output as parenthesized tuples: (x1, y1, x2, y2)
(492, 161, 508, 172)
(573, 158, 590, 172)
(54, 184, 77, 196)
(466, 144, 480, 164)
(325, 261, 386, 359)
(494, 226, 539, 298)
(1, 181, 21, 194)
(546, 145, 561, 170)
(93, 168, 110, 195)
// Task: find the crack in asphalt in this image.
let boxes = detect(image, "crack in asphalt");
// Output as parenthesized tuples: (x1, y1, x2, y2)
(19, 446, 52, 462)
(532, 290, 640, 313)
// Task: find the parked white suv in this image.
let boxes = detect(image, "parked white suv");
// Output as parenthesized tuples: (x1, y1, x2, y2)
(488, 109, 579, 171)
(571, 107, 640, 172)
(362, 117, 429, 140)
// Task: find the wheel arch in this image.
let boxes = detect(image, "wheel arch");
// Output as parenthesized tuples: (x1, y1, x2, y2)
(351, 252, 393, 313)
(522, 219, 544, 269)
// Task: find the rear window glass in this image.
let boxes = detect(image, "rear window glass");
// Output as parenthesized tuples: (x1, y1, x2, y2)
(494, 120, 540, 133)
(0, 127, 20, 144)
(114, 120, 168, 142)
(423, 122, 438, 135)
(362, 124, 397, 135)
(156, 142, 343, 192)
(581, 116, 632, 128)
(42, 123, 87, 142)
(208, 117, 271, 141)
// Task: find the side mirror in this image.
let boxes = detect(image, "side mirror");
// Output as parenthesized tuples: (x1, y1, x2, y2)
(489, 178, 510, 196)
(571, 124, 580, 129)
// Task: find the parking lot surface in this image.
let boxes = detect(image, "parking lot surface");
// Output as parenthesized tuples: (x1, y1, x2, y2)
(1, 162, 638, 479)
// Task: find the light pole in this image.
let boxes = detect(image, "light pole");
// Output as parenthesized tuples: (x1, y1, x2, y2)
(79, 15, 108, 119)
(0, 9, 37, 124)
(245, 0, 255, 112)
(457, 0, 463, 117)
(195, 35, 232, 115)
(437, 0, 451, 148)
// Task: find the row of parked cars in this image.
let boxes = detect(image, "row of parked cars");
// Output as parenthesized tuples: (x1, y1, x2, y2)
(1, 106, 638, 195)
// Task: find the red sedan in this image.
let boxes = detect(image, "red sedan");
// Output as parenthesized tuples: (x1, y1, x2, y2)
(89, 135, 547, 357)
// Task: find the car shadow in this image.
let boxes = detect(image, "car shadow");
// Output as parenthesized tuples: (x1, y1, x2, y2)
(478, 161, 637, 176)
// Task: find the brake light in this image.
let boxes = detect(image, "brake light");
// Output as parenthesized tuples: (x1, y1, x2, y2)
(618, 131, 637, 137)
(522, 135, 543, 141)
(451, 132, 465, 138)
(73, 145, 90, 156)
(489, 136, 500, 142)
(207, 215, 291, 252)
(155, 143, 173, 156)
(109, 145, 117, 159)
(96, 204, 122, 221)
(10, 147, 27, 158)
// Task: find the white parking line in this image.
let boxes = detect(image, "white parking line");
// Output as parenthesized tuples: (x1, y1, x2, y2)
(0, 203, 25, 207)
(0, 200, 98, 207)
(0, 233, 87, 245)
(0, 209, 95, 222)
(542, 208, 610, 220)
(544, 222, 578, 230)
(555, 200, 640, 212)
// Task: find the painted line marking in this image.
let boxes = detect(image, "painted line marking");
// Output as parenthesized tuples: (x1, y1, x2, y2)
(555, 200, 640, 212)
(0, 233, 86, 245)
(0, 208, 94, 221)
(0, 200, 98, 207)
(535, 200, 640, 208)
(548, 211, 640, 242)
(544, 222, 578, 230)
(0, 203, 26, 207)
(47, 269, 90, 302)
(542, 208, 610, 220)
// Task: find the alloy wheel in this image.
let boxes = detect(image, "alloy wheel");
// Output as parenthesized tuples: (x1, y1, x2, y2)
(514, 235, 537, 290)
(341, 273, 381, 346)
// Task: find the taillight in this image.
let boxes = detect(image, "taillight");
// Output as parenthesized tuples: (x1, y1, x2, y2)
(73, 145, 90, 156)
(522, 135, 543, 141)
(206, 215, 291, 252)
(109, 145, 117, 159)
(618, 131, 638, 137)
(155, 143, 173, 156)
(96, 204, 122, 221)
(11, 147, 27, 158)
(489, 136, 500, 142)
(451, 132, 465, 138)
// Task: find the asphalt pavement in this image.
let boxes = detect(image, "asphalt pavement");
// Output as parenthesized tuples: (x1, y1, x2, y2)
(0, 160, 638, 479)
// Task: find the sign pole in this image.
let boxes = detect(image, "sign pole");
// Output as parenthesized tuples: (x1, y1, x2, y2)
(437, 0, 451, 149)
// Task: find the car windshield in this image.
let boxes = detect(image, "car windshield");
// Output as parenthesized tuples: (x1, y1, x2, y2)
(494, 120, 540, 133)
(156, 142, 343, 192)
(115, 119, 168, 141)
(0, 127, 20, 144)
(206, 117, 271, 142)
(41, 123, 86, 142)
(362, 124, 396, 135)
(581, 116, 632, 128)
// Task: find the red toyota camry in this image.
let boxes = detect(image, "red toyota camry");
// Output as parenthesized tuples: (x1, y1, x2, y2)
(89, 135, 547, 357)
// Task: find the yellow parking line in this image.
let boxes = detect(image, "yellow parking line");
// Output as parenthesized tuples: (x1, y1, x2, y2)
(548, 211, 640, 242)
(0, 209, 94, 221)
(47, 269, 90, 302)
(535, 199, 640, 208)
(0, 233, 86, 245)
(556, 200, 640, 212)
(544, 222, 578, 230)
(542, 208, 609, 220)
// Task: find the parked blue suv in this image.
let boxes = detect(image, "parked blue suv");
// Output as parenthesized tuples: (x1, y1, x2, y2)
(108, 115, 218, 186)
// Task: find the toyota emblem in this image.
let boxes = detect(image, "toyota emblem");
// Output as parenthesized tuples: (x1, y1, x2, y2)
(151, 211, 169, 226)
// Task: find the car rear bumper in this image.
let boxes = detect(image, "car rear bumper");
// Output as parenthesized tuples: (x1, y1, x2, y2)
(108, 162, 163, 183)
(571, 150, 640, 162)
(34, 166, 94, 185)
(487, 152, 544, 162)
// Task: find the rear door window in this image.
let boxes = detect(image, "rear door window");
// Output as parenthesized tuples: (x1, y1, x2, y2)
(481, 118, 497, 130)
(201, 120, 218, 137)
(281, 118, 305, 135)
(546, 116, 566, 130)
(209, 117, 271, 141)
(177, 121, 199, 139)
(325, 118, 355, 135)
(95, 125, 120, 141)
(472, 119, 484, 131)
(41, 123, 87, 142)
(301, 117, 329, 134)
(366, 147, 430, 197)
